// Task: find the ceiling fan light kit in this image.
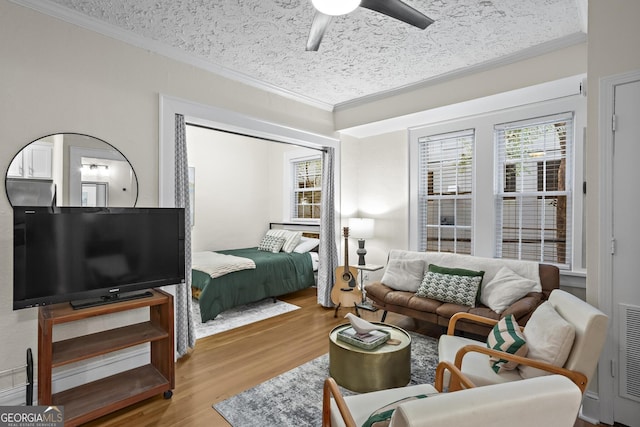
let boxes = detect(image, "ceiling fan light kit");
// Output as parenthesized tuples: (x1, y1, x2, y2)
(312, 0, 361, 16)
(307, 0, 434, 51)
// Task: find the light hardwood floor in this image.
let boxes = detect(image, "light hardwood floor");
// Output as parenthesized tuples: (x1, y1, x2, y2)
(83, 287, 602, 426)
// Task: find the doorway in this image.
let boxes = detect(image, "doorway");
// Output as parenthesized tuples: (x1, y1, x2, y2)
(600, 70, 640, 427)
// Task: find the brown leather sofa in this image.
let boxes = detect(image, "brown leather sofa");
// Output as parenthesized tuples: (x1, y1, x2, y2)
(365, 250, 560, 337)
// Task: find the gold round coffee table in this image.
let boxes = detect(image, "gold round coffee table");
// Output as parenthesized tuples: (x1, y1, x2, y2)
(329, 322, 411, 392)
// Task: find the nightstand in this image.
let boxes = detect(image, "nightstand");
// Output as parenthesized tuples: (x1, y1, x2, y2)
(355, 264, 384, 312)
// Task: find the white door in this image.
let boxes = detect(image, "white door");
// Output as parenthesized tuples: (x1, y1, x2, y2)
(611, 78, 640, 427)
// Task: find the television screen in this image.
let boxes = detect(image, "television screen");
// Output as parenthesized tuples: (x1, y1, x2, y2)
(13, 207, 185, 310)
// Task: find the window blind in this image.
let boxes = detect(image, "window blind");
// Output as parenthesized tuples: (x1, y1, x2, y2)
(291, 157, 322, 220)
(495, 112, 573, 268)
(418, 129, 474, 254)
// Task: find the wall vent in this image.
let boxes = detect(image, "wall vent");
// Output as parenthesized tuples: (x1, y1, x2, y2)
(620, 304, 640, 402)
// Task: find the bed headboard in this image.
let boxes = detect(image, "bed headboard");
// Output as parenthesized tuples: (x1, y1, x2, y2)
(269, 222, 320, 239)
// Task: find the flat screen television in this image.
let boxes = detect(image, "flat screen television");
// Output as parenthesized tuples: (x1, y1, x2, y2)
(13, 206, 185, 310)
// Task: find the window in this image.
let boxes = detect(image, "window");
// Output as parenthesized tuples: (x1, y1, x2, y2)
(495, 113, 573, 268)
(417, 129, 474, 254)
(410, 88, 585, 273)
(291, 156, 322, 221)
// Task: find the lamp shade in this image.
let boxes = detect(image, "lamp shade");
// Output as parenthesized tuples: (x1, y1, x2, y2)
(348, 218, 374, 239)
(311, 0, 361, 16)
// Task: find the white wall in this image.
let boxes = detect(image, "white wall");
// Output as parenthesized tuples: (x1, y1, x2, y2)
(187, 126, 273, 251)
(0, 0, 332, 384)
(340, 130, 410, 282)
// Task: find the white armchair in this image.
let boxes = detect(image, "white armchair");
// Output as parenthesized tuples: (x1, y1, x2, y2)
(438, 289, 608, 393)
(323, 361, 582, 427)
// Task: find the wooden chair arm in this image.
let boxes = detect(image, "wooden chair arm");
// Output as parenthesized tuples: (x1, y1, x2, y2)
(447, 312, 500, 335)
(322, 377, 356, 427)
(453, 344, 588, 393)
(435, 361, 476, 392)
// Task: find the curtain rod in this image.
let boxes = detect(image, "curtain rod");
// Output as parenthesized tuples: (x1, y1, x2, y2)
(185, 122, 328, 153)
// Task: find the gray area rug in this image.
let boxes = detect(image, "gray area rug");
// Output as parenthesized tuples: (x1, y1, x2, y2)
(213, 332, 439, 426)
(192, 298, 300, 339)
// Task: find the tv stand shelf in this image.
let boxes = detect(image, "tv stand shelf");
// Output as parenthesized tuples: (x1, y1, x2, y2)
(38, 289, 175, 427)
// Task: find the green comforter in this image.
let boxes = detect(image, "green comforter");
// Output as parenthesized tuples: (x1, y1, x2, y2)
(192, 247, 314, 323)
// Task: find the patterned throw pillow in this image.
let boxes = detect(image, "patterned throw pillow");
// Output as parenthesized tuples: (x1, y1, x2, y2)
(257, 235, 285, 253)
(262, 229, 302, 253)
(486, 314, 528, 373)
(415, 264, 484, 307)
(362, 394, 432, 427)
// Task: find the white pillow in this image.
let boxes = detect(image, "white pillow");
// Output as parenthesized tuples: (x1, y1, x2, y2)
(480, 266, 540, 314)
(518, 301, 576, 379)
(261, 229, 301, 253)
(380, 259, 425, 292)
(281, 231, 302, 253)
(293, 237, 320, 253)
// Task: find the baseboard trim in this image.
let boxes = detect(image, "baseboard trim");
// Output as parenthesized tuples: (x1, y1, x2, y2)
(0, 346, 150, 406)
(580, 390, 602, 424)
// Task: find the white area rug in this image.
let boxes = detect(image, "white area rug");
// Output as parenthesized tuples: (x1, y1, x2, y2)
(192, 298, 300, 339)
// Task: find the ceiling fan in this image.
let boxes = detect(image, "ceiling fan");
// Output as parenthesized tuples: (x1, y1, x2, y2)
(306, 0, 434, 51)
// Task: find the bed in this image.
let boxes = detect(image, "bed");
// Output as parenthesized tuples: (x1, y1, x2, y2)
(191, 224, 319, 323)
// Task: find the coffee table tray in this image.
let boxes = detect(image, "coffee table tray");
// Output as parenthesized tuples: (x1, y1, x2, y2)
(336, 327, 390, 350)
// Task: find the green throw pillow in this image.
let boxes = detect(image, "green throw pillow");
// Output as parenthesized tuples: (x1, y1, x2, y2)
(486, 314, 528, 373)
(362, 394, 430, 427)
(415, 264, 485, 307)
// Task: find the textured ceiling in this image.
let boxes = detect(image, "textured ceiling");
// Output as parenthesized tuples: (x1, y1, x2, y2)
(21, 0, 585, 108)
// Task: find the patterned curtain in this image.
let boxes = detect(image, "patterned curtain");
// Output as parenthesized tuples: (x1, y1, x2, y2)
(317, 147, 338, 307)
(174, 114, 196, 356)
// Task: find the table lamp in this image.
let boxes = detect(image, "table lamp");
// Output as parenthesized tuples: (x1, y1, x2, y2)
(348, 218, 374, 265)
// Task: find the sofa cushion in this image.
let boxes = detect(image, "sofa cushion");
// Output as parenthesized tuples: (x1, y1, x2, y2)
(416, 264, 484, 307)
(519, 301, 576, 379)
(486, 314, 528, 373)
(380, 258, 425, 292)
(481, 266, 540, 314)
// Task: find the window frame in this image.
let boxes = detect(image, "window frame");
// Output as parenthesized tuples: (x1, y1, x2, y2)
(409, 95, 586, 274)
(494, 112, 574, 269)
(416, 129, 475, 254)
(285, 152, 322, 223)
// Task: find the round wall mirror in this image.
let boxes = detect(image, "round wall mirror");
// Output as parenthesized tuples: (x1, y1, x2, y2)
(5, 133, 138, 207)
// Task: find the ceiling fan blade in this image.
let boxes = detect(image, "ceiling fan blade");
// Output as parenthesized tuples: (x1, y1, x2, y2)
(306, 12, 333, 51)
(360, 0, 434, 29)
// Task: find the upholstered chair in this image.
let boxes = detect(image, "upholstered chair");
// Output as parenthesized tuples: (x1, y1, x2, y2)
(438, 289, 608, 393)
(323, 360, 582, 427)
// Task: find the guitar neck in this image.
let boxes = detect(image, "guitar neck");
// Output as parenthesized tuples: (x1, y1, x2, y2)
(344, 235, 349, 267)
(343, 227, 350, 273)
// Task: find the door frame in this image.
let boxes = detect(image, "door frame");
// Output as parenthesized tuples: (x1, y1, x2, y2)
(598, 68, 640, 424)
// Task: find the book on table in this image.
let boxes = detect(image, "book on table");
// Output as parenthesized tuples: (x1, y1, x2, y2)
(336, 326, 390, 350)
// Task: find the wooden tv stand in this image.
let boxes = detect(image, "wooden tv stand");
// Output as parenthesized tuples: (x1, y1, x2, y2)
(38, 288, 175, 426)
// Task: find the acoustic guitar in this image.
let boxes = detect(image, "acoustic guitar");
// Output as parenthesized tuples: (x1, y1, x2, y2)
(331, 227, 361, 316)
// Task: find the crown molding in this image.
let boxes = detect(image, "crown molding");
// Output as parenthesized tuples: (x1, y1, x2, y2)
(10, 0, 586, 115)
(333, 32, 587, 113)
(9, 0, 335, 112)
